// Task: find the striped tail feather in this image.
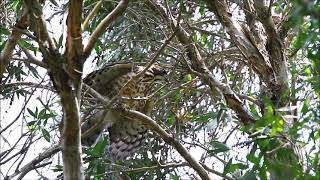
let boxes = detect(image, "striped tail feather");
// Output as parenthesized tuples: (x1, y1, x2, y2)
(108, 118, 148, 160)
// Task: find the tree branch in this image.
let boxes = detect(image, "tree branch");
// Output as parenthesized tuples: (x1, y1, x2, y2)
(203, 0, 273, 84)
(61, 0, 85, 179)
(83, 0, 129, 59)
(147, 0, 255, 124)
(124, 110, 211, 180)
(104, 162, 188, 175)
(82, 1, 102, 30)
(5, 144, 60, 180)
(0, 7, 29, 78)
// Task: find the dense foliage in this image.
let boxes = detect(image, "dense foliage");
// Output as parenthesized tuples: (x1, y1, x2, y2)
(0, 0, 319, 179)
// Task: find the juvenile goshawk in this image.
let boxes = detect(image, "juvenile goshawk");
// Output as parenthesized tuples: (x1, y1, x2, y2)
(81, 63, 166, 159)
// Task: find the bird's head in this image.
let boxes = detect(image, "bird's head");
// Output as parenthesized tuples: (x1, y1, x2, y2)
(138, 64, 168, 83)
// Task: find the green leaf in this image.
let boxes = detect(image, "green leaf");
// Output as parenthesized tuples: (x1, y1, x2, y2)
(58, 34, 63, 48)
(167, 115, 175, 125)
(43, 112, 58, 120)
(28, 65, 39, 78)
(208, 141, 230, 154)
(195, 113, 214, 122)
(224, 160, 248, 174)
(247, 153, 260, 166)
(199, 2, 206, 16)
(170, 174, 179, 180)
(38, 109, 47, 119)
(91, 138, 107, 156)
(0, 27, 10, 35)
(52, 165, 63, 172)
(27, 107, 38, 118)
(41, 129, 51, 142)
(185, 74, 192, 81)
(18, 39, 37, 51)
(240, 171, 258, 180)
(305, 67, 312, 76)
(26, 120, 37, 130)
(301, 98, 310, 115)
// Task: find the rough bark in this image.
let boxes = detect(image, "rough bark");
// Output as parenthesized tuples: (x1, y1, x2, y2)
(203, 1, 298, 179)
(147, 0, 256, 125)
(23, 0, 85, 179)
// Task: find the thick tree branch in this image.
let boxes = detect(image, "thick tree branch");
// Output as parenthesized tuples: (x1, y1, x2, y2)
(84, 0, 129, 59)
(0, 7, 29, 78)
(147, 0, 255, 124)
(253, 1, 289, 105)
(23, 0, 85, 179)
(66, 0, 84, 83)
(204, 0, 274, 84)
(61, 0, 84, 180)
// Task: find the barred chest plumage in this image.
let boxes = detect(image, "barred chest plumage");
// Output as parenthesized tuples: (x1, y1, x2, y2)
(81, 63, 166, 159)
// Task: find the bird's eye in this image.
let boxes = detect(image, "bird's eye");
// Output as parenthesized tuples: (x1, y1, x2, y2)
(152, 67, 167, 76)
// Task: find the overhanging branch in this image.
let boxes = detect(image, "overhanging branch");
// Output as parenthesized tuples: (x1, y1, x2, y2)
(147, 0, 256, 124)
(83, 0, 129, 59)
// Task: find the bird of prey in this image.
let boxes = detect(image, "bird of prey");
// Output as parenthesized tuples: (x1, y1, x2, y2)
(81, 63, 166, 159)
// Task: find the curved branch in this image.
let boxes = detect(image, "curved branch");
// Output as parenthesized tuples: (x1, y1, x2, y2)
(83, 0, 129, 59)
(147, 0, 256, 124)
(124, 110, 211, 180)
(82, 1, 102, 30)
(0, 7, 29, 78)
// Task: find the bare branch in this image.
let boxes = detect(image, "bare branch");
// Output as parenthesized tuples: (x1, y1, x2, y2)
(5, 144, 60, 180)
(0, 81, 53, 91)
(61, 0, 85, 179)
